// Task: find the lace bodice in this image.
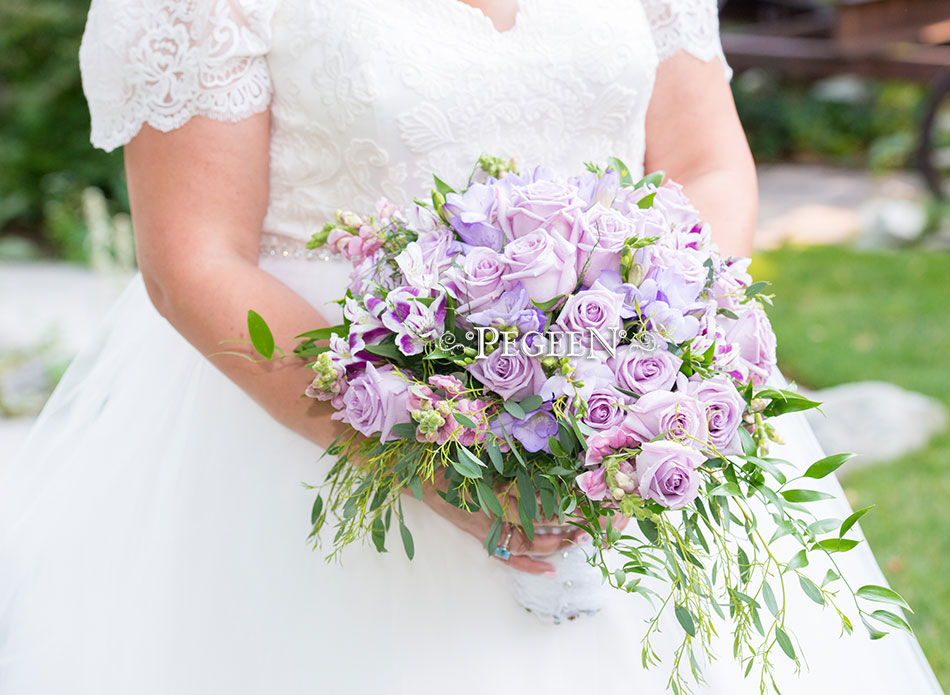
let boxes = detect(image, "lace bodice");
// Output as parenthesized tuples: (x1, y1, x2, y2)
(80, 0, 730, 243)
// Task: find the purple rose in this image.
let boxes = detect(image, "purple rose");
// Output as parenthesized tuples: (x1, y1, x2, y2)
(636, 440, 705, 510)
(332, 363, 411, 442)
(685, 375, 746, 455)
(502, 230, 579, 304)
(555, 282, 625, 350)
(443, 183, 505, 250)
(580, 388, 630, 431)
(573, 204, 636, 283)
(626, 390, 710, 450)
(491, 405, 558, 453)
(650, 181, 701, 231)
(723, 305, 777, 386)
(608, 344, 683, 396)
(445, 247, 510, 314)
(498, 180, 585, 241)
(467, 346, 545, 401)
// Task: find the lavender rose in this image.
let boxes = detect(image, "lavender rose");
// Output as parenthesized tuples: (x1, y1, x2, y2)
(573, 204, 636, 283)
(608, 344, 683, 395)
(332, 363, 411, 442)
(502, 230, 579, 304)
(723, 305, 777, 386)
(444, 247, 510, 314)
(636, 440, 705, 510)
(685, 375, 746, 455)
(498, 179, 585, 241)
(580, 388, 630, 431)
(555, 282, 624, 350)
(626, 390, 710, 450)
(466, 346, 545, 401)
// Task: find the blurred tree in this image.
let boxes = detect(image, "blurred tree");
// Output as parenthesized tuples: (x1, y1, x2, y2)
(0, 0, 126, 260)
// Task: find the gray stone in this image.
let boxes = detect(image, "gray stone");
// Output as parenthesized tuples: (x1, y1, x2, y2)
(802, 381, 949, 473)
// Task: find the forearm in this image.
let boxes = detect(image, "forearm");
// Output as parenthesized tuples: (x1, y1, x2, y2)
(144, 254, 346, 449)
(678, 167, 757, 258)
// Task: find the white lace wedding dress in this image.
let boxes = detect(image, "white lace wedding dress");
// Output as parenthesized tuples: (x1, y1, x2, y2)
(0, 0, 942, 693)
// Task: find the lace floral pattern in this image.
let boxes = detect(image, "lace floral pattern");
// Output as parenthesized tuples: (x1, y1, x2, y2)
(79, 0, 731, 240)
(79, 0, 279, 152)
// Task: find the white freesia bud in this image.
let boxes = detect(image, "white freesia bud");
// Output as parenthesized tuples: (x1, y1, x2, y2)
(612, 488, 626, 501)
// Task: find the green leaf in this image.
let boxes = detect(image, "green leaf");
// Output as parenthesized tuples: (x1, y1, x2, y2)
(814, 538, 860, 553)
(247, 310, 275, 359)
(398, 514, 414, 560)
(452, 454, 484, 479)
(784, 549, 809, 573)
(432, 174, 455, 197)
(531, 294, 566, 312)
(547, 435, 567, 458)
(840, 505, 874, 538)
(708, 482, 741, 497)
(762, 392, 822, 418)
(762, 582, 779, 617)
(674, 605, 696, 637)
(409, 476, 423, 500)
(365, 341, 402, 361)
(807, 518, 841, 535)
(746, 456, 787, 485)
(295, 324, 346, 341)
(486, 437, 504, 474)
(633, 170, 664, 189)
(539, 484, 557, 520)
(371, 517, 387, 553)
(454, 412, 477, 429)
(744, 280, 770, 297)
(516, 469, 537, 520)
(775, 627, 796, 660)
(637, 192, 657, 209)
(738, 427, 757, 456)
(310, 494, 324, 525)
(519, 394, 543, 412)
(797, 574, 825, 605)
(503, 400, 527, 420)
(390, 422, 417, 439)
(856, 585, 914, 613)
(861, 613, 889, 640)
(822, 569, 840, 587)
(607, 157, 635, 186)
(475, 480, 505, 517)
(518, 502, 535, 541)
(869, 609, 913, 635)
(637, 517, 659, 545)
(781, 489, 835, 504)
(803, 453, 855, 479)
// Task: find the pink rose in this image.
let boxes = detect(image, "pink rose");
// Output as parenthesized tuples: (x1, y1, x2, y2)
(577, 467, 608, 501)
(502, 230, 579, 304)
(636, 440, 705, 509)
(554, 283, 625, 350)
(499, 180, 585, 241)
(584, 425, 642, 467)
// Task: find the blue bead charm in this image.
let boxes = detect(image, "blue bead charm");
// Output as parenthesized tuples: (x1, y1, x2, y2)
(494, 546, 511, 561)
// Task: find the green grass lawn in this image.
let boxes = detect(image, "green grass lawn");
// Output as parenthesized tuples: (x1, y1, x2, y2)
(752, 244, 950, 688)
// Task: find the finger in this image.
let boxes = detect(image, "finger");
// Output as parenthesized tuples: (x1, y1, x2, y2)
(505, 554, 557, 576)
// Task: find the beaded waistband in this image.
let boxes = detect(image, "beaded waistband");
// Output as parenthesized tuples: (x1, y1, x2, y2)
(259, 232, 338, 262)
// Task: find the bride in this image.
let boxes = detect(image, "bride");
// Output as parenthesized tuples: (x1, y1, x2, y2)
(0, 0, 943, 692)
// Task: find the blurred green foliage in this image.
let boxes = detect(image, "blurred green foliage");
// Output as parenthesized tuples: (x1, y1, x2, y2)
(732, 71, 928, 169)
(0, 0, 126, 261)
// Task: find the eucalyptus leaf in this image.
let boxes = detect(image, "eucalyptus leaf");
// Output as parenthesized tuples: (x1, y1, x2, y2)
(797, 575, 824, 605)
(762, 582, 778, 617)
(398, 514, 414, 560)
(310, 494, 324, 526)
(814, 538, 860, 553)
(840, 505, 874, 538)
(784, 549, 809, 573)
(519, 394, 543, 412)
(503, 400, 527, 420)
(781, 489, 835, 504)
(869, 609, 913, 635)
(775, 627, 796, 660)
(475, 480, 505, 517)
(453, 412, 477, 429)
(486, 436, 504, 474)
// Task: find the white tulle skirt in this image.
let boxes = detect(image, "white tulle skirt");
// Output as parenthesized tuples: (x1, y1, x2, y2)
(0, 259, 942, 694)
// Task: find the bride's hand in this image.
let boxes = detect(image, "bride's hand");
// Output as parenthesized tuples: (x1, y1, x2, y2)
(416, 478, 586, 576)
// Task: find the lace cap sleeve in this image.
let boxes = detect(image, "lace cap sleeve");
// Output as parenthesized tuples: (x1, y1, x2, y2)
(641, 0, 733, 80)
(79, 0, 280, 152)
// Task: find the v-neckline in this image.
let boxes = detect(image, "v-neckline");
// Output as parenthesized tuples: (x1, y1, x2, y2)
(446, 0, 525, 36)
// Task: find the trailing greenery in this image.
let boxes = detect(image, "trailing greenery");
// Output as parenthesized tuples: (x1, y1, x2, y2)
(753, 244, 950, 691)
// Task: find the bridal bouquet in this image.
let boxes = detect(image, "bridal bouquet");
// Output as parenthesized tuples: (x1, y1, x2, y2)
(247, 157, 911, 692)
